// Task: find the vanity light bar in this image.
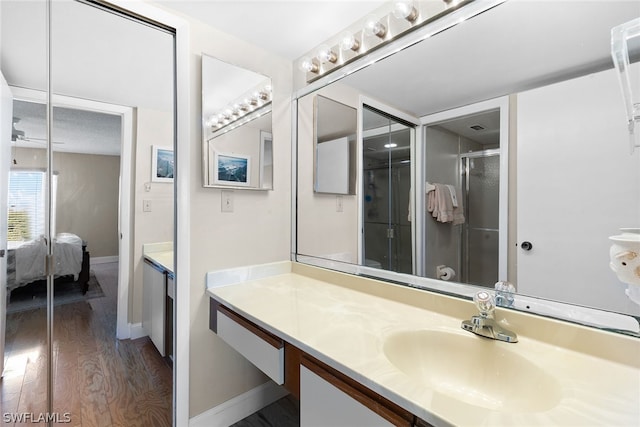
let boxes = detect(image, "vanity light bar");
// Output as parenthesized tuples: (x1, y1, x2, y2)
(206, 84, 272, 130)
(299, 0, 470, 83)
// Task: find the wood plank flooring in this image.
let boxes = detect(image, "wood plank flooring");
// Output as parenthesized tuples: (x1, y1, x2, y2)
(0, 262, 172, 427)
(231, 395, 300, 427)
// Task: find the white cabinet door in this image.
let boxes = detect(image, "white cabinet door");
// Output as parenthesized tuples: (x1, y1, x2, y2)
(143, 260, 166, 356)
(300, 365, 394, 427)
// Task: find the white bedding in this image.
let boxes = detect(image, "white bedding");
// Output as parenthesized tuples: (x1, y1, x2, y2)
(7, 233, 83, 291)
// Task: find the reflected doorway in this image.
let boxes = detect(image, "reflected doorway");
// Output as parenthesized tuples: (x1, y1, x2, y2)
(422, 99, 508, 288)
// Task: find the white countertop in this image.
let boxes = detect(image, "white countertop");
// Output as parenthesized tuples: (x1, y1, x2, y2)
(143, 242, 173, 273)
(206, 261, 640, 427)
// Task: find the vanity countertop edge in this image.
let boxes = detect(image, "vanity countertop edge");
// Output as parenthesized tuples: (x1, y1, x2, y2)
(205, 260, 640, 427)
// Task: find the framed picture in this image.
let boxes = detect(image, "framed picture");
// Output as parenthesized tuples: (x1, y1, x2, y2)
(214, 152, 251, 186)
(151, 145, 174, 183)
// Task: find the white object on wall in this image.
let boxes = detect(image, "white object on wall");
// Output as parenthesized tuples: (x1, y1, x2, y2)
(609, 229, 640, 306)
(315, 136, 349, 194)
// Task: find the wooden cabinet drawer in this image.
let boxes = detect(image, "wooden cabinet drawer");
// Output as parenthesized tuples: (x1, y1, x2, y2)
(216, 305, 285, 384)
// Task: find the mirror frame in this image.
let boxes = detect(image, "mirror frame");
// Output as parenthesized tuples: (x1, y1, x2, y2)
(291, 0, 640, 335)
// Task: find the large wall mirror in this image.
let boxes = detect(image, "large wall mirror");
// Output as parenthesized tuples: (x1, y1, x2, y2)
(202, 54, 273, 190)
(295, 1, 640, 335)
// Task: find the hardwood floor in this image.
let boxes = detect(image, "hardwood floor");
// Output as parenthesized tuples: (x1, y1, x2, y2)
(231, 395, 300, 427)
(0, 262, 172, 427)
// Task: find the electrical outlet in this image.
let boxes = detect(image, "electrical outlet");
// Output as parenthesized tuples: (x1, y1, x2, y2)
(221, 190, 234, 213)
(336, 195, 343, 212)
(143, 199, 152, 212)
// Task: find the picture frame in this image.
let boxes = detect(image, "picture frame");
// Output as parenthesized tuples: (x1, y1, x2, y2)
(151, 145, 174, 183)
(214, 151, 251, 186)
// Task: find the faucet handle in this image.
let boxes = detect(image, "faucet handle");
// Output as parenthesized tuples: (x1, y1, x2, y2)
(473, 291, 495, 317)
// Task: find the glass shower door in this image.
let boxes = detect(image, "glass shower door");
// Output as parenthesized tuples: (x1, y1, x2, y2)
(362, 106, 413, 274)
(461, 151, 500, 286)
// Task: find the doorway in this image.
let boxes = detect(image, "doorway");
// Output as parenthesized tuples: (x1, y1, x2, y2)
(421, 97, 509, 287)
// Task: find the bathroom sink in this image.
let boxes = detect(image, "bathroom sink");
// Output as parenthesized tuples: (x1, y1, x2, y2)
(383, 329, 562, 412)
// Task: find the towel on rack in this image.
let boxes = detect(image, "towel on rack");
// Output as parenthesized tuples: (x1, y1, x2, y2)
(427, 183, 465, 224)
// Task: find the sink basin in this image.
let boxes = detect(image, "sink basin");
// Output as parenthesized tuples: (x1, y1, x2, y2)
(383, 329, 562, 412)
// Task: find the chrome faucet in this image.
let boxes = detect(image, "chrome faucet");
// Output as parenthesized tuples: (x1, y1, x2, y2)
(461, 291, 518, 343)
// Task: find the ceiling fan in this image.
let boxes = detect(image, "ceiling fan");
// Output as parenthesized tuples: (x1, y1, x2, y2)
(11, 117, 64, 145)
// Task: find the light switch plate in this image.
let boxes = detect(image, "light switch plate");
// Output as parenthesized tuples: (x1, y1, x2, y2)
(143, 199, 152, 212)
(221, 190, 234, 213)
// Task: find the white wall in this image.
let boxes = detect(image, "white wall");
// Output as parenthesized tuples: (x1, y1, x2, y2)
(181, 15, 293, 419)
(297, 83, 360, 262)
(517, 64, 640, 316)
(132, 107, 174, 324)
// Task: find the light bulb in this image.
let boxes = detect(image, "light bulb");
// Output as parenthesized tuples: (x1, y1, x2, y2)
(393, 1, 418, 22)
(340, 32, 360, 52)
(317, 44, 337, 63)
(364, 15, 386, 38)
(384, 142, 397, 149)
(299, 56, 319, 73)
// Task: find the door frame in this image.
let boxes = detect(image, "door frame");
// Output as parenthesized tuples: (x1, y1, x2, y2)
(9, 86, 134, 340)
(420, 96, 510, 282)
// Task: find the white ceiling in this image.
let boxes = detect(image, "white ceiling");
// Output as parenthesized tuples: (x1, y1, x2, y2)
(155, 0, 388, 60)
(342, 0, 640, 117)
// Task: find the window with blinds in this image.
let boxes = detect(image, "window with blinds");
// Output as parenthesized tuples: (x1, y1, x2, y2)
(7, 170, 47, 242)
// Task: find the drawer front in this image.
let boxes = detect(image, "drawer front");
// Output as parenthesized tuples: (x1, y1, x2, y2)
(300, 365, 395, 427)
(217, 309, 284, 384)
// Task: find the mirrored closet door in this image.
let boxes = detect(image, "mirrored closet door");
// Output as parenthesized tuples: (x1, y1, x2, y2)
(1, 1, 176, 424)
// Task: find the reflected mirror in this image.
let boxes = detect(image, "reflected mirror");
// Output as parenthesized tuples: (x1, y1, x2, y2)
(314, 95, 356, 194)
(295, 1, 640, 334)
(202, 54, 273, 190)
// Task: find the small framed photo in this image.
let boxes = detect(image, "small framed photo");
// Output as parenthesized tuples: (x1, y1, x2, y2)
(151, 145, 174, 183)
(215, 152, 251, 186)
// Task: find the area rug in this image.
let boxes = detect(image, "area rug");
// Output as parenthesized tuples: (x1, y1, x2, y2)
(7, 271, 105, 314)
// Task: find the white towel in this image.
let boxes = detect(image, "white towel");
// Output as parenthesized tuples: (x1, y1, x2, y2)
(427, 183, 465, 224)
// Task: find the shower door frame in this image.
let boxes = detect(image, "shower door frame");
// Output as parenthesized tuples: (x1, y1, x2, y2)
(420, 96, 510, 283)
(358, 96, 421, 275)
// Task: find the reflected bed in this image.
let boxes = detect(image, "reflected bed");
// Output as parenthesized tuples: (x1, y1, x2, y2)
(6, 233, 90, 296)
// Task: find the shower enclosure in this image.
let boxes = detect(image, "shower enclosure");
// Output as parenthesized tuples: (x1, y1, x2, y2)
(460, 150, 500, 286)
(423, 105, 505, 288)
(362, 106, 413, 274)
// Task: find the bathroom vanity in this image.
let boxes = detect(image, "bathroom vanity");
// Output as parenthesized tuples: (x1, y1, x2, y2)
(207, 261, 639, 426)
(143, 242, 174, 360)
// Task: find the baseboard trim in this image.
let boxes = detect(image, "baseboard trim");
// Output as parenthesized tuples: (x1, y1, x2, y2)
(189, 381, 288, 427)
(91, 256, 119, 265)
(129, 323, 146, 340)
